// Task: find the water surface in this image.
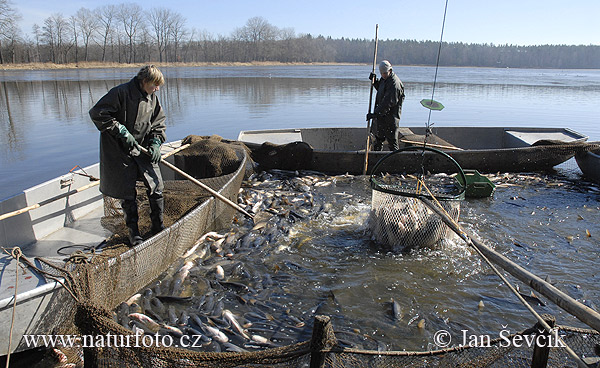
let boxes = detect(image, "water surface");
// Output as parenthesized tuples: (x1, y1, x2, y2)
(1, 65, 599, 199)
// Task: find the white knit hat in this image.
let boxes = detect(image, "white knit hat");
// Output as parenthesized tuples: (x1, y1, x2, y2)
(379, 60, 392, 73)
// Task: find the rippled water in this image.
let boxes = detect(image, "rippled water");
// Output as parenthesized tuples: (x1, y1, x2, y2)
(225, 172, 599, 351)
(135, 170, 598, 354)
(1, 65, 600, 199)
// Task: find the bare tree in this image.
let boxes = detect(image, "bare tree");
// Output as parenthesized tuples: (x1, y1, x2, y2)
(74, 8, 98, 62)
(45, 14, 71, 63)
(69, 15, 78, 62)
(233, 16, 279, 61)
(95, 4, 116, 62)
(148, 7, 171, 62)
(169, 12, 186, 62)
(42, 16, 57, 62)
(117, 3, 146, 63)
(43, 14, 73, 63)
(32, 24, 41, 62)
(0, 0, 21, 63)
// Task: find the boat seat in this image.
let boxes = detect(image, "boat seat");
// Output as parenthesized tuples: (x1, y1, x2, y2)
(397, 128, 458, 150)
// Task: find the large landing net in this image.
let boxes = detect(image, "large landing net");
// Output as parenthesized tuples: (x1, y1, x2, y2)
(369, 146, 466, 251)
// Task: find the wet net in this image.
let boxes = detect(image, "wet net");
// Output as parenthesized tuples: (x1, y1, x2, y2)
(69, 306, 600, 368)
(369, 146, 466, 251)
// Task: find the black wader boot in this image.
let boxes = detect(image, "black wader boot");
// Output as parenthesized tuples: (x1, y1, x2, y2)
(121, 199, 143, 246)
(149, 195, 165, 236)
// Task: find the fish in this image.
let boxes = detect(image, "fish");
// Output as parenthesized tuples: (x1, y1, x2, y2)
(128, 313, 161, 333)
(202, 325, 229, 343)
(389, 298, 403, 321)
(160, 324, 184, 338)
(172, 260, 195, 295)
(150, 297, 166, 315)
(167, 306, 178, 325)
(519, 291, 546, 306)
(155, 295, 193, 303)
(222, 342, 248, 352)
(126, 293, 142, 306)
(189, 313, 205, 329)
(223, 309, 250, 339)
(129, 302, 143, 315)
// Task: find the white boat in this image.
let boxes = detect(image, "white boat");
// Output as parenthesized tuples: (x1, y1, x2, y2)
(238, 126, 588, 174)
(0, 141, 248, 356)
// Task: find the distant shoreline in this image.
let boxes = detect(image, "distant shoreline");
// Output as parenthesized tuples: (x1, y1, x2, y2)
(2, 61, 598, 71)
(0, 61, 367, 71)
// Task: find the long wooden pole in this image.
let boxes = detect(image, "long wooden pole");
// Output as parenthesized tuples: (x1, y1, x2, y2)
(419, 197, 591, 367)
(419, 196, 600, 333)
(362, 24, 379, 176)
(0, 144, 190, 222)
(139, 146, 254, 220)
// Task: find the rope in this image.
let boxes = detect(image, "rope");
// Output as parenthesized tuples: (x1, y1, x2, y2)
(416, 180, 589, 367)
(1, 247, 80, 303)
(5, 247, 22, 368)
(424, 0, 449, 139)
(418, 0, 449, 180)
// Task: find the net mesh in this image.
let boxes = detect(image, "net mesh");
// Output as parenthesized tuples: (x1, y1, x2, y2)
(368, 147, 465, 251)
(370, 191, 460, 251)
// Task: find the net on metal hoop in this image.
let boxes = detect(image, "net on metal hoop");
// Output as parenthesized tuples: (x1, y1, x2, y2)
(369, 146, 466, 251)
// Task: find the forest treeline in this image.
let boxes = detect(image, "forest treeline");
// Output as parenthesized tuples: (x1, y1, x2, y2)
(1, 1, 598, 69)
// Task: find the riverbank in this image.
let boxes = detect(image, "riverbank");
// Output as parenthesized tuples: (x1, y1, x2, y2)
(0, 61, 364, 71)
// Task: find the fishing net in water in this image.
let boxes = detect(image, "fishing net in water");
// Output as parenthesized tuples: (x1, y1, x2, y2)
(369, 146, 466, 251)
(68, 306, 600, 368)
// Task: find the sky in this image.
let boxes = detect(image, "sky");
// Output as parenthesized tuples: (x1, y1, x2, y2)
(13, 0, 600, 46)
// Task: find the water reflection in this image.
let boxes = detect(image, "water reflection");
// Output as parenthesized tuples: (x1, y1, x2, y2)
(0, 66, 599, 199)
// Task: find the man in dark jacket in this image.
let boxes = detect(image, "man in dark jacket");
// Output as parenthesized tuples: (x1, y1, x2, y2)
(90, 65, 167, 246)
(367, 60, 405, 151)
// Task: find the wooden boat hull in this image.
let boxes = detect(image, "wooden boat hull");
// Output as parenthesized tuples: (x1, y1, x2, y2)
(239, 127, 588, 174)
(575, 142, 600, 183)
(0, 144, 248, 356)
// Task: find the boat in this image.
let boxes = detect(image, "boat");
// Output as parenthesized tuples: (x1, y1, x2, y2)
(575, 142, 600, 183)
(238, 126, 588, 174)
(0, 140, 248, 356)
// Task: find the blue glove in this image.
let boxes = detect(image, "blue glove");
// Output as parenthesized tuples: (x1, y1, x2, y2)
(116, 124, 139, 150)
(148, 137, 162, 164)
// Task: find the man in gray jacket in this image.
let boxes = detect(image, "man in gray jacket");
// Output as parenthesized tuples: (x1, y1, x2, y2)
(90, 65, 166, 246)
(367, 60, 405, 151)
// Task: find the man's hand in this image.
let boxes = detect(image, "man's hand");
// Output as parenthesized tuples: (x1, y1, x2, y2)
(366, 113, 377, 121)
(116, 124, 139, 150)
(148, 137, 162, 164)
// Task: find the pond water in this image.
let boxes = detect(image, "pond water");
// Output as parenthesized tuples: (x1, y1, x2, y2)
(1, 65, 599, 199)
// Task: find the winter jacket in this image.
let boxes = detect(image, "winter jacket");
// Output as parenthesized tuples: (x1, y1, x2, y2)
(89, 77, 166, 199)
(373, 71, 405, 129)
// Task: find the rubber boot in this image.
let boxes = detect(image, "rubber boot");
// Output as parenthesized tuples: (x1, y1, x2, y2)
(121, 199, 143, 246)
(149, 195, 165, 236)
